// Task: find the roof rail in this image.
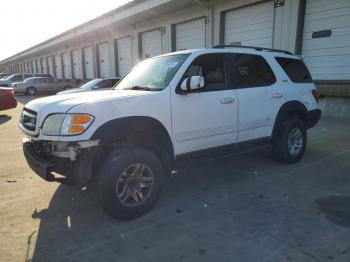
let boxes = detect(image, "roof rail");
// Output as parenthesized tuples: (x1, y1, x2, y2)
(211, 45, 293, 55)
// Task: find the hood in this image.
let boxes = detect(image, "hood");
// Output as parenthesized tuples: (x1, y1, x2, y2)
(0, 79, 10, 84)
(24, 89, 153, 116)
(56, 88, 88, 95)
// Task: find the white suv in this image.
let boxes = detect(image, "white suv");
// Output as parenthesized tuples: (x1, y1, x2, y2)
(19, 46, 321, 219)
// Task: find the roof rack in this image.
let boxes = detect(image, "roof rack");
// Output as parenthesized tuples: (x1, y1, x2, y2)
(211, 45, 293, 55)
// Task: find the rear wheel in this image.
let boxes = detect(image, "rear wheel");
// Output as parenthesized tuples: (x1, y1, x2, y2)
(272, 118, 306, 163)
(96, 148, 164, 220)
(26, 87, 37, 96)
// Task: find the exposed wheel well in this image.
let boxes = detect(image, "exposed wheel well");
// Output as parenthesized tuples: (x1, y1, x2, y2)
(90, 116, 174, 177)
(272, 101, 307, 140)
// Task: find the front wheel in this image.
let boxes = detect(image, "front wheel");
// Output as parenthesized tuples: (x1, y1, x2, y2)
(272, 118, 307, 163)
(96, 148, 164, 220)
(26, 87, 37, 96)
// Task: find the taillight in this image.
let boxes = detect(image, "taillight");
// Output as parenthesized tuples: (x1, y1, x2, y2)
(312, 89, 320, 103)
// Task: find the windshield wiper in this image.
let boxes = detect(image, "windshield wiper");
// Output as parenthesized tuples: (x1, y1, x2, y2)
(126, 85, 162, 91)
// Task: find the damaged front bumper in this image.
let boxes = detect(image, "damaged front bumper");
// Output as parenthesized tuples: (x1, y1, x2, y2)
(23, 138, 99, 186)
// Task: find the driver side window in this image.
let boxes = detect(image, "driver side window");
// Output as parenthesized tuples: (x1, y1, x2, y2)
(183, 54, 226, 92)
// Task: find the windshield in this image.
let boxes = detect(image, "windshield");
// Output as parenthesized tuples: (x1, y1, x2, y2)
(115, 54, 189, 91)
(79, 79, 102, 89)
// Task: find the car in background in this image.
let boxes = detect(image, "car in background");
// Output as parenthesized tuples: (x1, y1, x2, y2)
(12, 77, 73, 95)
(57, 77, 120, 95)
(0, 74, 34, 87)
(0, 73, 12, 79)
(0, 87, 17, 111)
(32, 73, 55, 81)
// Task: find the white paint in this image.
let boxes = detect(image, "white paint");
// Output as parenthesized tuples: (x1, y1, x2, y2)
(175, 18, 206, 50)
(116, 37, 133, 76)
(224, 1, 274, 48)
(302, 0, 350, 80)
(83, 46, 94, 79)
(98, 42, 110, 78)
(141, 29, 163, 59)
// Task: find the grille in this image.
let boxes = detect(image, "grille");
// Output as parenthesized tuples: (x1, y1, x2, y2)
(20, 108, 37, 132)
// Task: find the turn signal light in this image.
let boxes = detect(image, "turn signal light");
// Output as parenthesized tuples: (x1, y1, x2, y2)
(68, 125, 85, 134)
(71, 115, 91, 124)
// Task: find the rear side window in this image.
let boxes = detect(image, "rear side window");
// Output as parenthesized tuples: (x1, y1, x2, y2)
(275, 57, 312, 83)
(230, 54, 276, 88)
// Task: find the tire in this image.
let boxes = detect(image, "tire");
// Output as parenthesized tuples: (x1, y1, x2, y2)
(272, 118, 307, 163)
(96, 148, 164, 220)
(26, 87, 37, 96)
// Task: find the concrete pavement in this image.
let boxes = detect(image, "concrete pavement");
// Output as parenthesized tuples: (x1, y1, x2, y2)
(0, 96, 349, 262)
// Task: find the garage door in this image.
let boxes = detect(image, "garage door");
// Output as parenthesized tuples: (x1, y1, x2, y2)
(71, 49, 81, 79)
(223, 1, 274, 48)
(141, 29, 163, 59)
(175, 18, 206, 50)
(54, 54, 62, 79)
(302, 0, 350, 80)
(30, 61, 34, 72)
(41, 58, 47, 73)
(83, 46, 94, 79)
(47, 56, 54, 76)
(98, 42, 110, 78)
(62, 52, 71, 79)
(116, 37, 133, 77)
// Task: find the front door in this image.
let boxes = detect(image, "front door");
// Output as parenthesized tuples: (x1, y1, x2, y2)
(171, 53, 239, 156)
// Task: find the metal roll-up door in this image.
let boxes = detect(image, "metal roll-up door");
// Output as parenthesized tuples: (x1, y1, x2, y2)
(48, 56, 54, 76)
(71, 49, 81, 79)
(40, 58, 46, 73)
(302, 0, 350, 80)
(141, 29, 163, 59)
(54, 54, 62, 79)
(62, 52, 71, 79)
(223, 1, 274, 48)
(98, 42, 110, 78)
(175, 18, 206, 50)
(116, 37, 133, 77)
(83, 46, 94, 79)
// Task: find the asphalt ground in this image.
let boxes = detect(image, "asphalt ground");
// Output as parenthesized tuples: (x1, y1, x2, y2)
(0, 95, 349, 262)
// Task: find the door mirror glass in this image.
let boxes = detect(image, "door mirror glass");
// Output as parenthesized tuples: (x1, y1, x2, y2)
(180, 76, 205, 92)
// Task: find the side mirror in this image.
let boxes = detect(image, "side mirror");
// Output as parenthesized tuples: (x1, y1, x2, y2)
(92, 85, 99, 89)
(180, 76, 205, 92)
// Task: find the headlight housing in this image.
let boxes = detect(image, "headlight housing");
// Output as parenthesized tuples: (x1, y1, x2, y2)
(41, 114, 94, 136)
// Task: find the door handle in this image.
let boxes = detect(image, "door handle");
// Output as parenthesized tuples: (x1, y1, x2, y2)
(272, 93, 283, 99)
(220, 97, 234, 104)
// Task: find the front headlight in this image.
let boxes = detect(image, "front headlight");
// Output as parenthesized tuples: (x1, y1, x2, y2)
(41, 114, 94, 136)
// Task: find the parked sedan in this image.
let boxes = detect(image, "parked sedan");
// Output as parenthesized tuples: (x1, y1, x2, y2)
(0, 73, 12, 79)
(57, 77, 120, 95)
(12, 77, 72, 95)
(0, 74, 34, 87)
(0, 87, 17, 111)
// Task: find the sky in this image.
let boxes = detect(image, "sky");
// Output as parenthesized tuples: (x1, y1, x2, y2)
(0, 0, 131, 61)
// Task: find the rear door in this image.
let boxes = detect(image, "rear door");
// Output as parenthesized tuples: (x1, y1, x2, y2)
(229, 53, 283, 141)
